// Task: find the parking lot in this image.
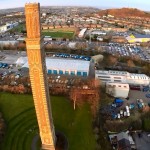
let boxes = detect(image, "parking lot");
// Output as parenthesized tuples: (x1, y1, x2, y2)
(128, 90, 150, 105)
(51, 53, 91, 61)
(0, 31, 150, 63)
(0, 50, 92, 87)
(101, 88, 150, 120)
(104, 43, 150, 62)
(0, 50, 27, 77)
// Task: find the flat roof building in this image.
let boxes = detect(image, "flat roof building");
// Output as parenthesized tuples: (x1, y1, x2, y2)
(22, 57, 93, 77)
(95, 70, 150, 86)
(126, 34, 150, 43)
(91, 30, 106, 35)
(106, 82, 129, 98)
(0, 22, 19, 33)
(78, 28, 87, 38)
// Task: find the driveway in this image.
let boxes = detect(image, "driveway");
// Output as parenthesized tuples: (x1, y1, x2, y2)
(133, 132, 150, 150)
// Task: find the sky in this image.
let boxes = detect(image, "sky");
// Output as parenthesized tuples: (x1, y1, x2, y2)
(0, 0, 150, 11)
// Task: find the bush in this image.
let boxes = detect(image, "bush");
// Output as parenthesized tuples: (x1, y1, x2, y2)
(142, 112, 150, 131)
(142, 118, 150, 131)
(0, 112, 6, 143)
(130, 119, 142, 130)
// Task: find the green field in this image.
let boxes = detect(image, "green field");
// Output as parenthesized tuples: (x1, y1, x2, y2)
(0, 92, 96, 150)
(9, 23, 75, 39)
(42, 31, 74, 39)
(10, 23, 26, 33)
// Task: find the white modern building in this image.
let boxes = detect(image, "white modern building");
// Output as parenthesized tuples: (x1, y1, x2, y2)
(78, 28, 87, 38)
(15, 57, 28, 67)
(97, 36, 103, 41)
(22, 57, 93, 77)
(106, 82, 129, 98)
(91, 30, 106, 35)
(68, 42, 76, 49)
(95, 70, 150, 86)
(0, 22, 19, 33)
(0, 24, 7, 33)
(143, 29, 150, 35)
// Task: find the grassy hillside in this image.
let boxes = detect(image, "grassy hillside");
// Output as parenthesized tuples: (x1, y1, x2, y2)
(98, 8, 150, 18)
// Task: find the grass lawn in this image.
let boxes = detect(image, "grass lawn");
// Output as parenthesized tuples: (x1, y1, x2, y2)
(10, 23, 26, 33)
(0, 92, 96, 150)
(43, 27, 76, 32)
(42, 31, 74, 39)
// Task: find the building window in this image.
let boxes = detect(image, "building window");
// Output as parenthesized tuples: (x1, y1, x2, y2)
(98, 76, 110, 78)
(100, 79, 111, 81)
(114, 77, 121, 79)
(114, 80, 121, 82)
(77, 71, 82, 76)
(83, 72, 88, 77)
(59, 70, 63, 75)
(53, 70, 57, 75)
(48, 70, 52, 74)
(70, 71, 75, 76)
(65, 71, 69, 75)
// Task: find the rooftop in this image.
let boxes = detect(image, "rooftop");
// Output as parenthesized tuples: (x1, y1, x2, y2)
(133, 34, 150, 39)
(96, 70, 150, 79)
(95, 70, 128, 75)
(22, 57, 90, 72)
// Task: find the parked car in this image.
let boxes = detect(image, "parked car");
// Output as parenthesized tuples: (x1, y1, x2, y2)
(143, 86, 150, 92)
(114, 98, 124, 103)
(2, 63, 8, 68)
(0, 63, 3, 68)
(146, 94, 150, 98)
(130, 86, 141, 91)
(137, 99, 144, 108)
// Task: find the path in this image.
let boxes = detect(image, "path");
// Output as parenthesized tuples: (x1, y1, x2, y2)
(31, 135, 39, 150)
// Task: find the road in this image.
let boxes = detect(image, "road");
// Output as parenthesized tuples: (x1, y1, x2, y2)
(133, 132, 150, 150)
(31, 135, 40, 150)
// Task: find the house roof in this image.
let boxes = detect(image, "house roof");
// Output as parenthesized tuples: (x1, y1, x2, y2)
(117, 132, 129, 141)
(132, 34, 150, 39)
(118, 139, 131, 150)
(117, 132, 131, 150)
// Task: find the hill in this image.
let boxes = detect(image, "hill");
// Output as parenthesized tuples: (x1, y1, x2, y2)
(98, 8, 150, 18)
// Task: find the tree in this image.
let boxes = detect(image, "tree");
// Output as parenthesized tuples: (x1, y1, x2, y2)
(59, 20, 62, 28)
(0, 112, 6, 142)
(127, 60, 135, 67)
(142, 112, 150, 131)
(66, 20, 71, 27)
(17, 43, 26, 51)
(53, 21, 56, 29)
(90, 20, 92, 28)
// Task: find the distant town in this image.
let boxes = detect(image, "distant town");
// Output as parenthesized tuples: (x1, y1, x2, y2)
(0, 4, 150, 150)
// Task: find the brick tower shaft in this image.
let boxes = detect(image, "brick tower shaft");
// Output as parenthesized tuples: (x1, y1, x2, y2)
(25, 3, 55, 150)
